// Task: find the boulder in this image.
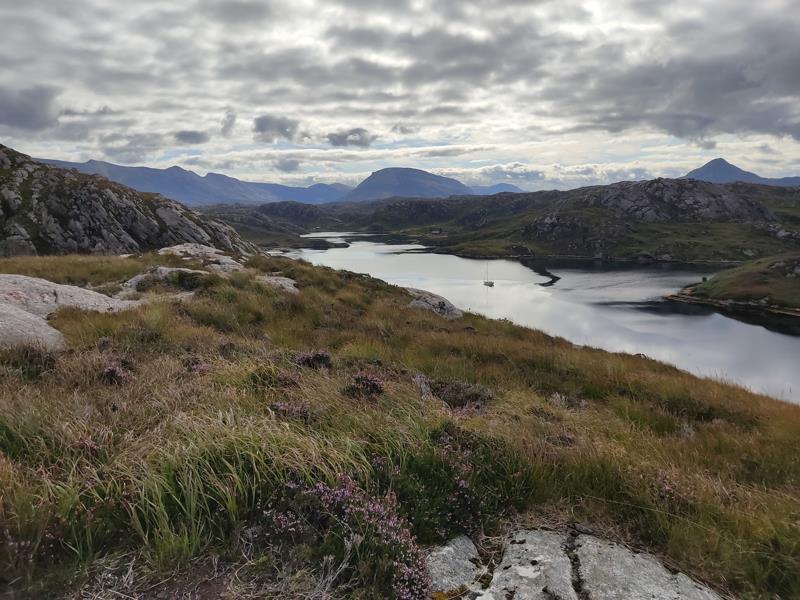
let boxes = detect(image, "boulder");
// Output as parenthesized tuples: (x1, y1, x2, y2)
(257, 275, 299, 294)
(427, 535, 483, 594)
(158, 243, 244, 273)
(0, 274, 138, 318)
(122, 266, 210, 292)
(0, 302, 65, 350)
(405, 287, 463, 319)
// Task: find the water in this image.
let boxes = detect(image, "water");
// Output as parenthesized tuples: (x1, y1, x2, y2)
(288, 235, 800, 403)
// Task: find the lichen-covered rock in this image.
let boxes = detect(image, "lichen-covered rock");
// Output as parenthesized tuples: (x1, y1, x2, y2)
(430, 530, 723, 600)
(0, 302, 65, 350)
(158, 243, 244, 272)
(477, 531, 577, 600)
(405, 287, 463, 319)
(427, 535, 483, 594)
(576, 535, 721, 600)
(0, 274, 138, 317)
(0, 144, 255, 257)
(257, 275, 299, 294)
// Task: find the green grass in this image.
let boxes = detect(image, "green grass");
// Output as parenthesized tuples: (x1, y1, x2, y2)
(691, 253, 800, 308)
(1, 254, 799, 598)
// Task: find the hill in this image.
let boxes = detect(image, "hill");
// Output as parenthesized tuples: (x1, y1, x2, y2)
(39, 157, 352, 206)
(0, 144, 253, 256)
(675, 252, 800, 313)
(685, 158, 800, 187)
(214, 178, 800, 262)
(342, 167, 473, 202)
(1, 248, 799, 598)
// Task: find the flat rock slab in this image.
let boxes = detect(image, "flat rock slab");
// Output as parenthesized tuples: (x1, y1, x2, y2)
(576, 535, 722, 600)
(0, 302, 64, 350)
(428, 530, 722, 600)
(405, 287, 464, 319)
(426, 535, 483, 593)
(257, 275, 299, 294)
(158, 243, 243, 273)
(0, 274, 138, 318)
(476, 530, 577, 600)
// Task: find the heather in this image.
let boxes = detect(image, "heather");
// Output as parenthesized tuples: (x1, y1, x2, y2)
(0, 253, 799, 598)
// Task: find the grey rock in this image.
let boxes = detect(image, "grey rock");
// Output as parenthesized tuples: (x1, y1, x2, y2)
(122, 266, 209, 292)
(427, 535, 483, 594)
(0, 275, 138, 318)
(157, 243, 244, 272)
(476, 530, 577, 600)
(576, 535, 722, 600)
(0, 302, 65, 350)
(406, 287, 463, 319)
(0, 144, 255, 257)
(257, 275, 299, 294)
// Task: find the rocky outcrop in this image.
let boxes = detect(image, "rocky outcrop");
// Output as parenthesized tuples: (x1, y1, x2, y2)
(158, 243, 245, 272)
(121, 266, 210, 293)
(576, 178, 776, 223)
(0, 274, 138, 317)
(257, 275, 299, 294)
(0, 302, 64, 350)
(0, 144, 254, 257)
(426, 535, 484, 593)
(405, 288, 463, 319)
(428, 530, 722, 600)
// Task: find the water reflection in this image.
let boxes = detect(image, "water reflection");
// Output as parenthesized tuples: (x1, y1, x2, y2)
(289, 239, 799, 403)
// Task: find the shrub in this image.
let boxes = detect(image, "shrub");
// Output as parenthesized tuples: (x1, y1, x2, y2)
(253, 476, 430, 599)
(429, 379, 494, 409)
(295, 350, 332, 369)
(344, 371, 385, 399)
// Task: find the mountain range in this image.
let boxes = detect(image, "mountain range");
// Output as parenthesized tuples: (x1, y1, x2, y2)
(684, 158, 800, 187)
(39, 158, 525, 206)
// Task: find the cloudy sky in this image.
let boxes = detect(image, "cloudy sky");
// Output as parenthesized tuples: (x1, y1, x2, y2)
(1, 0, 799, 189)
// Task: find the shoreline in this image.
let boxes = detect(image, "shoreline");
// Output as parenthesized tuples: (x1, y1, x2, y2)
(667, 286, 800, 319)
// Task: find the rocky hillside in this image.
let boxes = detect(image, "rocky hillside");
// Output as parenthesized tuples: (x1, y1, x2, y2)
(213, 177, 800, 262)
(0, 145, 254, 256)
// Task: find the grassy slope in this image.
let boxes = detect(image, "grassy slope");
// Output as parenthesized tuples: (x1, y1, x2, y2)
(0, 254, 799, 598)
(691, 253, 800, 308)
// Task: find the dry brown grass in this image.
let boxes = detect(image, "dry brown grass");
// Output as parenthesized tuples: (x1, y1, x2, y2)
(0, 254, 798, 598)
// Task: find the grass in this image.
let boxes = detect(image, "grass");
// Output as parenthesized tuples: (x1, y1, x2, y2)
(691, 253, 800, 308)
(0, 253, 799, 598)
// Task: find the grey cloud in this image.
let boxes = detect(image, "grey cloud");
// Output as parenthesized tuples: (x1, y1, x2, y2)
(327, 128, 377, 147)
(273, 158, 301, 172)
(253, 114, 300, 142)
(220, 110, 237, 137)
(0, 85, 61, 130)
(100, 133, 164, 164)
(197, 0, 272, 24)
(174, 130, 211, 144)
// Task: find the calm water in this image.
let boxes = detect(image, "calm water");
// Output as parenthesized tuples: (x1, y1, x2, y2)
(288, 235, 800, 403)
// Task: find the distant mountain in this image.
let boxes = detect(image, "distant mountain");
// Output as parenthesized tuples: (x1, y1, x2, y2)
(471, 183, 525, 195)
(684, 158, 800, 187)
(1, 145, 253, 256)
(38, 158, 352, 206)
(342, 167, 473, 202)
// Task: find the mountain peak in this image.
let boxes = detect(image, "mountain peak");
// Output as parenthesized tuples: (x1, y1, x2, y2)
(343, 167, 472, 202)
(685, 159, 800, 186)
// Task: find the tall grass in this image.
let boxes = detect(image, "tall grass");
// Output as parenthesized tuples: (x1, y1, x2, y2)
(1, 254, 799, 598)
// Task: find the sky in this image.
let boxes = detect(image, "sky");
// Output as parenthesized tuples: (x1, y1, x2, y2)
(1, 0, 799, 190)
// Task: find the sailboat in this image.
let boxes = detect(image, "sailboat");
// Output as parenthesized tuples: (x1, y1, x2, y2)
(483, 261, 494, 287)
